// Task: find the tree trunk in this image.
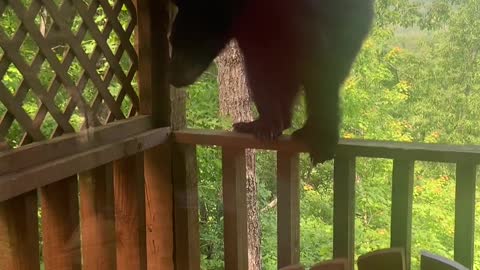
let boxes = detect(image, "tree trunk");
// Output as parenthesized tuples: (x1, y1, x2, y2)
(215, 41, 261, 270)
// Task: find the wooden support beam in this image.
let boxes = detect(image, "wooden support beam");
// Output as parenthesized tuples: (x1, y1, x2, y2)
(277, 151, 300, 269)
(79, 164, 117, 269)
(222, 147, 248, 270)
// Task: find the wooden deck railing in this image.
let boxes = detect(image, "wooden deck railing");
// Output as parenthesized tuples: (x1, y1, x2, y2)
(174, 129, 478, 270)
(0, 116, 173, 269)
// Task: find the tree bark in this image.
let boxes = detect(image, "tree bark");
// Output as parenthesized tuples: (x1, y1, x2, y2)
(215, 41, 261, 270)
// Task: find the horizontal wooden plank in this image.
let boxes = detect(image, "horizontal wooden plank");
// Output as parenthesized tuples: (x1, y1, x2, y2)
(174, 129, 480, 163)
(0, 127, 170, 201)
(0, 115, 154, 175)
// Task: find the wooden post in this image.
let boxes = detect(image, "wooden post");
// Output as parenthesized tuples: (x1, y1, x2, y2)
(333, 156, 356, 270)
(222, 147, 248, 270)
(0, 192, 40, 270)
(135, 0, 174, 268)
(277, 151, 300, 269)
(79, 164, 117, 269)
(41, 176, 81, 270)
(173, 143, 201, 270)
(135, 0, 171, 127)
(390, 159, 414, 269)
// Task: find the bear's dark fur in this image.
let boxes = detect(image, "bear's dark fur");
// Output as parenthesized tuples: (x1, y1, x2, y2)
(169, 0, 374, 164)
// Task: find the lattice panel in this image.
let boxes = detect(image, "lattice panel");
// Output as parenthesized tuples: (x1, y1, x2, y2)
(0, 0, 139, 149)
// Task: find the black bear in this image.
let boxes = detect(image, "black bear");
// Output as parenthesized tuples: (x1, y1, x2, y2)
(169, 0, 374, 164)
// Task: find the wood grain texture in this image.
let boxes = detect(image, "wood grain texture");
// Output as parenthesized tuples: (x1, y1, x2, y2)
(222, 147, 248, 270)
(175, 129, 480, 163)
(114, 154, 147, 270)
(173, 144, 201, 270)
(0, 191, 40, 270)
(0, 127, 169, 201)
(41, 176, 81, 270)
(79, 164, 117, 269)
(0, 116, 153, 175)
(144, 144, 174, 270)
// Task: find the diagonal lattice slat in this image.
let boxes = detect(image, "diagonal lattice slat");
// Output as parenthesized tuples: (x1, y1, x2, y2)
(0, 0, 138, 149)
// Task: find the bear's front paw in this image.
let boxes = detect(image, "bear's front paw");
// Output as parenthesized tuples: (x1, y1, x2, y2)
(292, 125, 338, 165)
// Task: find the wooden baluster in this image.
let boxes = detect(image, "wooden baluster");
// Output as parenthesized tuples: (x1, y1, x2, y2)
(333, 156, 356, 270)
(454, 161, 477, 269)
(390, 159, 414, 269)
(277, 151, 300, 269)
(41, 176, 81, 270)
(0, 191, 40, 270)
(114, 154, 147, 270)
(222, 147, 248, 270)
(144, 144, 175, 269)
(79, 164, 116, 269)
(173, 144, 201, 270)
